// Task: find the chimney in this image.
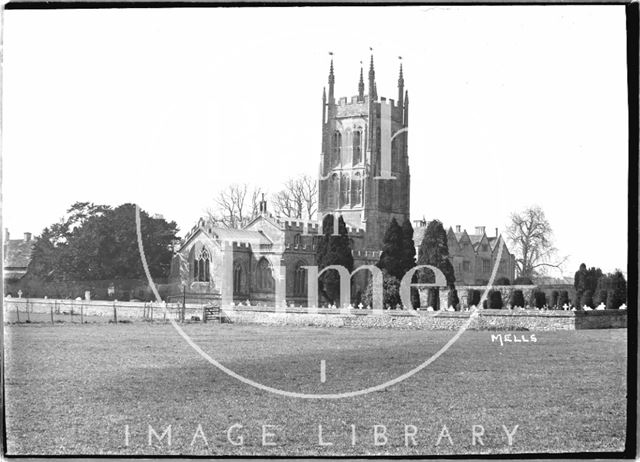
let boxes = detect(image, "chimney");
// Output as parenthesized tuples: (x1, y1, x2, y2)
(475, 226, 485, 235)
(495, 227, 499, 237)
(455, 225, 461, 233)
(24, 232, 32, 242)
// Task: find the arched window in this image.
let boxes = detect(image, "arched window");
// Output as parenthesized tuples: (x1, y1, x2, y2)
(194, 248, 211, 282)
(329, 173, 339, 208)
(352, 172, 363, 204)
(353, 129, 362, 164)
(293, 261, 307, 297)
(233, 263, 243, 294)
(340, 174, 350, 207)
(332, 130, 342, 167)
(293, 234, 302, 247)
(257, 258, 274, 291)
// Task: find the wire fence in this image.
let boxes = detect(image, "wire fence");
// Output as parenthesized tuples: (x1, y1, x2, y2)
(3, 298, 217, 325)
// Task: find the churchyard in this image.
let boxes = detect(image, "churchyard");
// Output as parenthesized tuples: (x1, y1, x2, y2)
(4, 321, 627, 456)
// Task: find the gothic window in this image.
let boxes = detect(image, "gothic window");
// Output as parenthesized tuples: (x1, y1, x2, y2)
(344, 129, 351, 164)
(463, 260, 471, 272)
(194, 248, 211, 282)
(482, 259, 491, 273)
(257, 258, 274, 291)
(352, 172, 363, 205)
(293, 234, 302, 247)
(353, 130, 362, 165)
(329, 173, 339, 208)
(233, 263, 243, 294)
(293, 261, 307, 297)
(340, 174, 350, 207)
(332, 130, 342, 167)
(391, 136, 400, 173)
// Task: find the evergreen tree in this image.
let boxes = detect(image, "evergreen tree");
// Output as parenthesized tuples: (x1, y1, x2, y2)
(447, 289, 459, 310)
(509, 289, 525, 308)
(377, 218, 405, 279)
(488, 289, 503, 309)
(26, 203, 178, 281)
(558, 290, 570, 308)
(400, 219, 417, 275)
(416, 220, 455, 310)
(316, 214, 354, 305)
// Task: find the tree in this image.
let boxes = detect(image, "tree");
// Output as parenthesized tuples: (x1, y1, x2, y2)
(506, 205, 567, 278)
(468, 289, 482, 307)
(488, 290, 503, 309)
(495, 277, 511, 285)
(361, 273, 401, 309)
(315, 214, 354, 305)
(558, 290, 570, 308)
(377, 218, 405, 279)
(400, 219, 420, 308)
(417, 220, 455, 310)
(574, 263, 602, 306)
(509, 289, 525, 308)
(513, 276, 534, 285)
(26, 203, 179, 282)
(550, 290, 559, 308)
(271, 174, 317, 220)
(581, 290, 594, 309)
(534, 291, 547, 308)
(208, 183, 263, 229)
(447, 289, 460, 310)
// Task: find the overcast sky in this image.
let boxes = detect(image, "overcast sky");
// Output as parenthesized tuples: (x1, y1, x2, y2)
(3, 6, 628, 276)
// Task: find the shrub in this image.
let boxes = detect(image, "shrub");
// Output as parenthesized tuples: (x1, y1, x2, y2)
(482, 299, 488, 309)
(528, 290, 537, 308)
(580, 290, 594, 308)
(488, 289, 503, 309)
(534, 291, 546, 308)
(447, 289, 459, 310)
(509, 289, 525, 308)
(495, 277, 511, 286)
(514, 276, 534, 285)
(558, 290, 570, 308)
(468, 289, 481, 307)
(593, 289, 608, 307)
(550, 290, 559, 308)
(361, 273, 401, 309)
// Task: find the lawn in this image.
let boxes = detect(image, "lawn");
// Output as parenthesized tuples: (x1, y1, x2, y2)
(3, 322, 628, 456)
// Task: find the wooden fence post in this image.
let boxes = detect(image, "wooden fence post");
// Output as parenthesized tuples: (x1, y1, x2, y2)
(80, 304, 84, 324)
(16, 303, 20, 323)
(202, 306, 207, 323)
(26, 300, 30, 322)
(113, 301, 118, 324)
(150, 304, 154, 321)
(50, 303, 54, 324)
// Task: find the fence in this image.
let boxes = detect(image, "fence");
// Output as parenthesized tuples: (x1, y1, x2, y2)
(3, 297, 216, 324)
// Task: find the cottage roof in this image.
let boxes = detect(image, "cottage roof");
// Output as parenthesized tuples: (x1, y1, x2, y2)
(4, 239, 34, 269)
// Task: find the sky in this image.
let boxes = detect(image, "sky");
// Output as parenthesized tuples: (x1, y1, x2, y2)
(2, 6, 629, 277)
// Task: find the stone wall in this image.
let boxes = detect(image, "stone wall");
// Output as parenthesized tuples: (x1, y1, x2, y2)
(4, 298, 627, 331)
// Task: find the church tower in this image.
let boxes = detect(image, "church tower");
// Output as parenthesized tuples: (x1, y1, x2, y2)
(318, 55, 410, 250)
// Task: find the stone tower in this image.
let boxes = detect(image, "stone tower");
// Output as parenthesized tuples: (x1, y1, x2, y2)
(318, 55, 410, 250)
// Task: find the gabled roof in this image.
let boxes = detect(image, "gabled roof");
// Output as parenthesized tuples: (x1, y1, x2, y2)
(4, 239, 34, 269)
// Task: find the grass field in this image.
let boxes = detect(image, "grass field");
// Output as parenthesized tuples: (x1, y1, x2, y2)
(4, 322, 627, 456)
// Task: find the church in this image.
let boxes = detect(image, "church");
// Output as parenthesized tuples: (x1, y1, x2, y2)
(169, 56, 516, 306)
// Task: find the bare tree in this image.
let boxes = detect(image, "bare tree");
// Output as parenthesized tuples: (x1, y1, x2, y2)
(207, 183, 263, 229)
(506, 205, 568, 278)
(272, 174, 318, 220)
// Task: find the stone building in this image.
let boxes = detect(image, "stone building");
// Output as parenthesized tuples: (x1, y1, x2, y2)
(170, 56, 516, 305)
(3, 230, 35, 295)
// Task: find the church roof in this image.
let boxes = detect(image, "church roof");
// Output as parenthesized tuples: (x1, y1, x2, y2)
(207, 227, 272, 246)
